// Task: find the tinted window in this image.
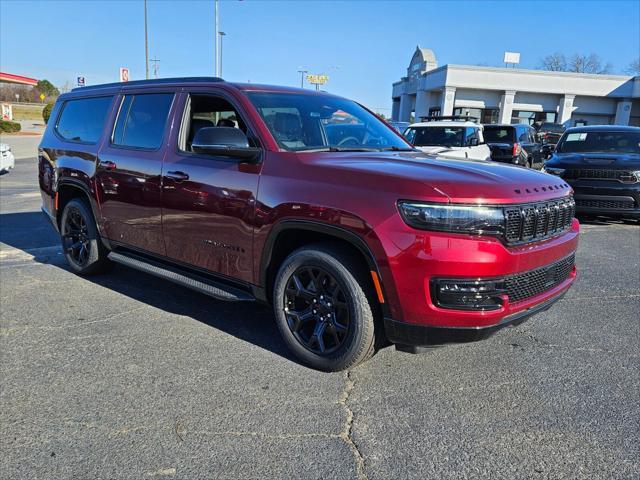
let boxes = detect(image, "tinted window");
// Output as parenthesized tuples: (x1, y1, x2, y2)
(483, 127, 515, 143)
(556, 130, 640, 154)
(248, 92, 410, 152)
(405, 126, 466, 147)
(56, 96, 113, 143)
(113, 93, 174, 149)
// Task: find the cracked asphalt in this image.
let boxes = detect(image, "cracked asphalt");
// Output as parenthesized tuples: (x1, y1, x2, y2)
(1, 156, 639, 479)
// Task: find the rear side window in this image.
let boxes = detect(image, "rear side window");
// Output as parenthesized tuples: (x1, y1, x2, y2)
(483, 127, 515, 143)
(112, 93, 174, 149)
(56, 96, 113, 143)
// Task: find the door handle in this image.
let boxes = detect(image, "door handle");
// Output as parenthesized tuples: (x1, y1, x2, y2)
(166, 170, 189, 181)
(99, 160, 117, 170)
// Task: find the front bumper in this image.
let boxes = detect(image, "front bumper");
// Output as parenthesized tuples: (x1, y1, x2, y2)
(384, 288, 568, 348)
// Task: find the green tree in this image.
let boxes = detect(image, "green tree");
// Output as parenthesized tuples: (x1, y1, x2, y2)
(36, 79, 60, 99)
(42, 103, 54, 124)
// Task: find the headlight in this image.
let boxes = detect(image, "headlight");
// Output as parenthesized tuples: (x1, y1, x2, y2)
(541, 166, 565, 176)
(398, 201, 505, 236)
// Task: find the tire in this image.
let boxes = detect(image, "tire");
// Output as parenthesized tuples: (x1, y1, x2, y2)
(272, 243, 378, 371)
(60, 198, 112, 276)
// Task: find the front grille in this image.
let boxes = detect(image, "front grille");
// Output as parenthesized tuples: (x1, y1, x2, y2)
(505, 254, 575, 303)
(504, 197, 575, 245)
(563, 169, 638, 183)
(576, 198, 635, 210)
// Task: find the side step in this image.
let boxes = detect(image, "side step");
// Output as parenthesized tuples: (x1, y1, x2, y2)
(107, 251, 254, 302)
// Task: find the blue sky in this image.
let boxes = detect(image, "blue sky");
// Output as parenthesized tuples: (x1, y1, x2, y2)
(1, 0, 639, 114)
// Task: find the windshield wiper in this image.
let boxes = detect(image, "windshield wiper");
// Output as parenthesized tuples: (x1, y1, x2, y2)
(380, 146, 417, 151)
(328, 146, 383, 152)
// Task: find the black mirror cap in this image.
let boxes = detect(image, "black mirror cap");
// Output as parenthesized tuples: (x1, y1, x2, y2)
(192, 127, 261, 163)
(468, 138, 479, 147)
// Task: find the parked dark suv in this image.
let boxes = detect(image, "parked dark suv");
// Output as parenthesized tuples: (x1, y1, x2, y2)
(484, 123, 543, 168)
(39, 78, 579, 371)
(543, 125, 640, 220)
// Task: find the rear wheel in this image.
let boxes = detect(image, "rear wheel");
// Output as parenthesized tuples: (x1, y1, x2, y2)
(60, 198, 111, 275)
(273, 244, 377, 371)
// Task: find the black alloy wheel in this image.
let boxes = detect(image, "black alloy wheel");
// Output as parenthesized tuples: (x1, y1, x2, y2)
(284, 266, 350, 354)
(62, 206, 91, 267)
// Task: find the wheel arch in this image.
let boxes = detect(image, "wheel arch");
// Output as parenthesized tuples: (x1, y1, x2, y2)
(259, 220, 390, 316)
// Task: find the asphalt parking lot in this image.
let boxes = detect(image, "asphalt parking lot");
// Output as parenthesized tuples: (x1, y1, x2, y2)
(1, 156, 639, 480)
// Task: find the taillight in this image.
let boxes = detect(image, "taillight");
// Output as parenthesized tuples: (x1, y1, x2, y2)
(512, 143, 521, 156)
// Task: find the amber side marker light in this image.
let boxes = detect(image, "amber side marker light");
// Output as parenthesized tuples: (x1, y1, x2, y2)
(370, 271, 385, 304)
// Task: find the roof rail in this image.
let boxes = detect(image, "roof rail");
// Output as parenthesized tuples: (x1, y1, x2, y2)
(420, 115, 480, 123)
(71, 76, 225, 92)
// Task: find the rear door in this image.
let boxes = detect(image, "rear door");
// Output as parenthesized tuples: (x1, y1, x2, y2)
(95, 90, 177, 255)
(160, 89, 262, 283)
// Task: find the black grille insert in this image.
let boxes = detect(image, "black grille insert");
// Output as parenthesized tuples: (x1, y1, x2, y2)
(576, 198, 635, 210)
(504, 197, 575, 245)
(563, 169, 638, 183)
(505, 254, 575, 303)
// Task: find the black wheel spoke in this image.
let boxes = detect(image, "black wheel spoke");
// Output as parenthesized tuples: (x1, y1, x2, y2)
(63, 206, 92, 267)
(283, 265, 351, 356)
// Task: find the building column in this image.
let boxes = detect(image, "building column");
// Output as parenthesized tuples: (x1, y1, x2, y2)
(498, 90, 516, 124)
(391, 99, 401, 121)
(440, 87, 456, 116)
(399, 94, 412, 122)
(558, 94, 576, 125)
(614, 99, 632, 125)
(414, 89, 429, 122)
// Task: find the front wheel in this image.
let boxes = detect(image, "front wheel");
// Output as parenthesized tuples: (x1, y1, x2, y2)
(60, 198, 112, 275)
(272, 244, 378, 371)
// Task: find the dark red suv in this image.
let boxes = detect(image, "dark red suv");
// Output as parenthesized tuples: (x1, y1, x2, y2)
(38, 78, 579, 371)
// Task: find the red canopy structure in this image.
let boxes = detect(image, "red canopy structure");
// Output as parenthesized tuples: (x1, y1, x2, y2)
(0, 72, 38, 86)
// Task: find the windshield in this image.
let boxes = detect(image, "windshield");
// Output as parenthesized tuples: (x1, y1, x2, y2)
(483, 127, 515, 143)
(404, 126, 467, 147)
(247, 92, 412, 152)
(539, 123, 565, 133)
(556, 131, 640, 154)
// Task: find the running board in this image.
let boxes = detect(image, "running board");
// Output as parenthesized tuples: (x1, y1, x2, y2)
(107, 251, 254, 302)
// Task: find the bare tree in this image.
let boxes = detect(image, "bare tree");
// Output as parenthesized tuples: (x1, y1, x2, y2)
(539, 52, 567, 71)
(539, 52, 612, 74)
(568, 54, 612, 74)
(625, 58, 640, 75)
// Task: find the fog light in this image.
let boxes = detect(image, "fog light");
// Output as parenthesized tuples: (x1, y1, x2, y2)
(433, 279, 505, 311)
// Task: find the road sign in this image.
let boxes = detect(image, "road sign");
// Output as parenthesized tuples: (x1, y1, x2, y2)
(77, 76, 86, 87)
(119, 67, 130, 83)
(39, 93, 46, 102)
(503, 51, 521, 65)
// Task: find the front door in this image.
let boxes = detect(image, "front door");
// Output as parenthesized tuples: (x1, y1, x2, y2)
(95, 91, 176, 255)
(161, 91, 261, 284)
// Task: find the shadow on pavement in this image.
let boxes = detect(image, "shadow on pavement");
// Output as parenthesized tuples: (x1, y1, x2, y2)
(576, 214, 639, 226)
(0, 210, 297, 366)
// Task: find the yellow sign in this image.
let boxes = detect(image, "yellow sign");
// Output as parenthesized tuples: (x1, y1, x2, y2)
(306, 74, 329, 85)
(39, 93, 45, 101)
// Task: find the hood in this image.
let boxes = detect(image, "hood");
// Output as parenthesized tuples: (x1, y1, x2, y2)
(0, 143, 9, 151)
(548, 152, 640, 169)
(415, 146, 452, 154)
(306, 151, 571, 205)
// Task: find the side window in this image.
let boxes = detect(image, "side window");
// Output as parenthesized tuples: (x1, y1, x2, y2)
(465, 127, 480, 145)
(179, 94, 252, 152)
(518, 128, 529, 143)
(112, 93, 174, 149)
(56, 96, 113, 143)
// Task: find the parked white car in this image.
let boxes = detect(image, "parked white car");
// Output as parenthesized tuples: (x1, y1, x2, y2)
(403, 119, 492, 161)
(0, 143, 15, 174)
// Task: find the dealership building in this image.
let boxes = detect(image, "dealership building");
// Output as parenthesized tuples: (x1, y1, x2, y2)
(391, 47, 640, 127)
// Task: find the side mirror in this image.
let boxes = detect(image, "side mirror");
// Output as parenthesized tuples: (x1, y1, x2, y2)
(468, 137, 479, 147)
(541, 144, 554, 159)
(192, 127, 261, 163)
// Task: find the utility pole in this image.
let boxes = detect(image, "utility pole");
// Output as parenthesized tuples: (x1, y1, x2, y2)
(218, 32, 226, 77)
(297, 69, 308, 88)
(144, 0, 149, 79)
(150, 56, 161, 78)
(214, 0, 220, 77)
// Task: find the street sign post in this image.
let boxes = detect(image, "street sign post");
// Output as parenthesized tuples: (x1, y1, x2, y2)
(39, 93, 46, 103)
(77, 76, 86, 87)
(119, 67, 130, 83)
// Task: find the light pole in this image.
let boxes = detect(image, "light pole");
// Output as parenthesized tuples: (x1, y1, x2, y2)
(297, 69, 308, 88)
(214, 0, 220, 76)
(144, 0, 149, 79)
(218, 31, 226, 77)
